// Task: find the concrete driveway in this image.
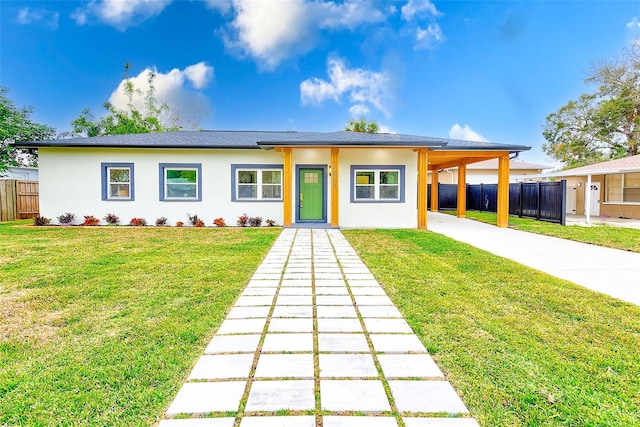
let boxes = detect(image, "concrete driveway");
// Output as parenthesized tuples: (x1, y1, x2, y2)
(428, 212, 640, 307)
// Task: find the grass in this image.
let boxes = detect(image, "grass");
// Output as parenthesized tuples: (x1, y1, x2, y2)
(344, 229, 640, 427)
(0, 221, 279, 426)
(452, 210, 640, 253)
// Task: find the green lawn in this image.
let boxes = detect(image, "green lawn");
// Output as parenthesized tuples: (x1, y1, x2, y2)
(0, 221, 279, 426)
(453, 210, 640, 253)
(344, 229, 640, 427)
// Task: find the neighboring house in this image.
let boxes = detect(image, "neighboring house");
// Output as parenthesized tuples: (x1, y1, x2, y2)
(2, 166, 39, 181)
(532, 155, 640, 221)
(434, 159, 551, 184)
(14, 130, 529, 229)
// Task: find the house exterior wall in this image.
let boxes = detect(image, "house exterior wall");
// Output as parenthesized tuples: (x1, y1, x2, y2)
(3, 167, 39, 181)
(38, 146, 421, 228)
(339, 148, 417, 228)
(39, 147, 285, 226)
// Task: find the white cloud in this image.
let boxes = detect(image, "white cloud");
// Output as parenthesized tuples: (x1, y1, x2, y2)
(221, 0, 387, 70)
(17, 7, 59, 28)
(401, 0, 439, 21)
(204, 0, 232, 14)
(377, 124, 395, 134)
(108, 63, 214, 129)
(449, 124, 488, 142)
(400, 0, 444, 50)
(349, 104, 370, 117)
(184, 62, 215, 89)
(72, 0, 172, 30)
(627, 17, 640, 29)
(300, 57, 393, 118)
(415, 23, 445, 49)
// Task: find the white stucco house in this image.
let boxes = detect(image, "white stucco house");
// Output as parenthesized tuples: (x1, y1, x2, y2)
(14, 130, 529, 229)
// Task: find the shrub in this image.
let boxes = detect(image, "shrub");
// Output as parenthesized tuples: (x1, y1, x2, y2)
(57, 212, 75, 225)
(129, 217, 147, 227)
(176, 221, 184, 227)
(248, 216, 263, 227)
(187, 214, 205, 227)
(155, 217, 168, 226)
(237, 214, 249, 227)
(33, 216, 50, 226)
(213, 217, 226, 227)
(265, 219, 276, 227)
(82, 215, 100, 226)
(103, 213, 119, 225)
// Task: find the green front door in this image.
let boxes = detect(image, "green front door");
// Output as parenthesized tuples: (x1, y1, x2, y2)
(299, 168, 324, 221)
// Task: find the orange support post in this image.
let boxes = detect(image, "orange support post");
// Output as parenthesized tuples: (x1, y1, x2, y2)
(283, 148, 292, 226)
(457, 164, 467, 218)
(330, 148, 339, 227)
(430, 169, 439, 212)
(497, 155, 510, 228)
(417, 149, 428, 229)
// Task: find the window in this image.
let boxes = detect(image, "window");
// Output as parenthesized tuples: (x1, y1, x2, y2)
(231, 164, 283, 201)
(101, 163, 134, 201)
(351, 165, 405, 203)
(606, 172, 640, 203)
(159, 163, 202, 201)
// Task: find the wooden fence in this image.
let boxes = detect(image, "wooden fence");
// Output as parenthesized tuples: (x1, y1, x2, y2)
(0, 180, 39, 221)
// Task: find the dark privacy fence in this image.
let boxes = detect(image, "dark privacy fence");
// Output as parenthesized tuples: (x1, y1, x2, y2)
(428, 180, 566, 225)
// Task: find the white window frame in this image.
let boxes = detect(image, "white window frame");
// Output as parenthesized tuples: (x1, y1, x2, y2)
(231, 165, 283, 202)
(101, 162, 134, 201)
(159, 163, 202, 201)
(352, 167, 403, 202)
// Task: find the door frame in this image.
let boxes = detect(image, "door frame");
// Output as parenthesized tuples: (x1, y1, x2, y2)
(295, 164, 328, 223)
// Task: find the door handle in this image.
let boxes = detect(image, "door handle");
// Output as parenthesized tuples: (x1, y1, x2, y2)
(299, 192, 303, 208)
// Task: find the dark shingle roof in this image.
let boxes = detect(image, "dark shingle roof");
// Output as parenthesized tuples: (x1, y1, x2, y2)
(13, 129, 530, 152)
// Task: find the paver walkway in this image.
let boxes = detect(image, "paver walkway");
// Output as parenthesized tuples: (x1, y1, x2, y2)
(159, 228, 479, 427)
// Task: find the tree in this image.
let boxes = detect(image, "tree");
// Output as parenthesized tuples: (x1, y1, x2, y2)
(0, 87, 56, 176)
(70, 63, 179, 137)
(345, 117, 379, 133)
(543, 47, 640, 169)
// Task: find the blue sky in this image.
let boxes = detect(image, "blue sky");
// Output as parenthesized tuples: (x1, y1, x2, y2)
(2, 1, 640, 164)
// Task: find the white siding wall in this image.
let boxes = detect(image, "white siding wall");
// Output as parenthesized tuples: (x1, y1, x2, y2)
(339, 149, 417, 228)
(39, 147, 284, 226)
(39, 146, 420, 228)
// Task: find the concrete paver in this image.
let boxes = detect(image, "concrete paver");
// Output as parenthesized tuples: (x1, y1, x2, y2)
(161, 228, 478, 426)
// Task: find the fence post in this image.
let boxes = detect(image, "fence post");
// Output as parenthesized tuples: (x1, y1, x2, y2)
(536, 182, 541, 220)
(519, 182, 523, 218)
(560, 180, 567, 226)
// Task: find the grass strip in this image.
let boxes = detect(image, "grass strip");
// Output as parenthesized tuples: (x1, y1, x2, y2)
(0, 221, 279, 426)
(450, 210, 640, 253)
(344, 229, 640, 427)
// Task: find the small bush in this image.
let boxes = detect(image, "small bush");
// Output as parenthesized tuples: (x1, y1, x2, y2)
(129, 217, 147, 226)
(265, 219, 276, 227)
(155, 217, 168, 226)
(213, 217, 226, 227)
(104, 213, 119, 225)
(176, 221, 184, 227)
(248, 216, 263, 227)
(237, 214, 248, 227)
(33, 216, 50, 226)
(187, 214, 205, 227)
(57, 212, 75, 224)
(82, 215, 100, 226)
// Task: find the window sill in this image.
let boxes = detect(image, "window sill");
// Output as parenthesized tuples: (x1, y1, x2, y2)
(352, 200, 404, 204)
(234, 199, 283, 203)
